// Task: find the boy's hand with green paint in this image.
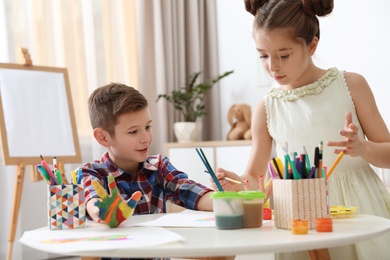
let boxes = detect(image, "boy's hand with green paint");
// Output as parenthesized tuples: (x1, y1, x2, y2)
(89, 174, 142, 228)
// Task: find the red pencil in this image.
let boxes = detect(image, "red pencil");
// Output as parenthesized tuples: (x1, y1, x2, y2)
(40, 155, 53, 177)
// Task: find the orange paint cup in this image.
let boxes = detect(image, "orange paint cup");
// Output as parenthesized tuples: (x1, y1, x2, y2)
(291, 219, 308, 234)
(316, 218, 333, 232)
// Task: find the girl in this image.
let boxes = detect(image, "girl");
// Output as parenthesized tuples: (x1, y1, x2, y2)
(217, 0, 390, 259)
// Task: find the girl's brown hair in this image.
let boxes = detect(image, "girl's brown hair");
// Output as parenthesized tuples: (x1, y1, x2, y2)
(244, 0, 334, 44)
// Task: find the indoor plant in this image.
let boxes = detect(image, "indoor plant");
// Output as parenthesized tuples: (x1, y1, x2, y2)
(157, 70, 234, 142)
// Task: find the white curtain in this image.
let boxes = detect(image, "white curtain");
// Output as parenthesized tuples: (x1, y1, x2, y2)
(136, 0, 221, 152)
(0, 0, 220, 258)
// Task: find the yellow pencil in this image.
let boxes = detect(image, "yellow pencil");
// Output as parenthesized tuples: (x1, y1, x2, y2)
(264, 177, 272, 208)
(265, 177, 272, 188)
(71, 170, 77, 184)
(326, 151, 344, 180)
(204, 170, 244, 185)
(224, 177, 244, 185)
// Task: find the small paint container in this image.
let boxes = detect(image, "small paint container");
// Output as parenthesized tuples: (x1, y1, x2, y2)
(263, 207, 272, 220)
(211, 191, 243, 229)
(316, 218, 333, 232)
(239, 191, 265, 228)
(291, 219, 308, 234)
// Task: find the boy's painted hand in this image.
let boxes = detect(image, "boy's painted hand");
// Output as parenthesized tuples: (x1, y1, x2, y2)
(92, 174, 142, 228)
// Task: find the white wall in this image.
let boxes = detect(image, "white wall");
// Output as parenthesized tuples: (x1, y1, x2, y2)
(216, 0, 271, 140)
(216, 0, 390, 137)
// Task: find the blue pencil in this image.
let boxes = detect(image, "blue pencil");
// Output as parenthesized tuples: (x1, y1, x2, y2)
(77, 168, 83, 184)
(195, 148, 224, 191)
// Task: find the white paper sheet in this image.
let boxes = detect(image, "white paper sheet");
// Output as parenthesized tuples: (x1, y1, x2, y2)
(127, 210, 271, 228)
(130, 210, 216, 227)
(19, 225, 184, 254)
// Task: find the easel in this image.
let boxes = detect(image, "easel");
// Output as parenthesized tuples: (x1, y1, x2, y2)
(0, 49, 81, 260)
(6, 49, 33, 260)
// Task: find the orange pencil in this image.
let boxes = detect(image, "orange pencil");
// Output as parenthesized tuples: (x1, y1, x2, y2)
(326, 151, 344, 180)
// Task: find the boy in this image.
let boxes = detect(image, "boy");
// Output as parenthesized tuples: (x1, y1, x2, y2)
(77, 83, 214, 228)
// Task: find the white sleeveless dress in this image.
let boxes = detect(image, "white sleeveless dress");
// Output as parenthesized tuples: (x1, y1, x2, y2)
(264, 68, 390, 259)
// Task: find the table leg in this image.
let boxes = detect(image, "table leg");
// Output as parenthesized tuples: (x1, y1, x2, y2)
(307, 249, 330, 260)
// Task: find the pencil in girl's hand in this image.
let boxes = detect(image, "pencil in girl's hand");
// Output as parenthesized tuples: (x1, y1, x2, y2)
(204, 170, 243, 185)
(326, 151, 344, 180)
(224, 177, 244, 185)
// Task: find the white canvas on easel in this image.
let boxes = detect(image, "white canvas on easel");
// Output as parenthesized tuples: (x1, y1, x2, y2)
(0, 63, 81, 164)
(1, 69, 75, 156)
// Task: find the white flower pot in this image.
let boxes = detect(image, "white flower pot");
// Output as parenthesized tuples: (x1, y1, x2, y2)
(174, 122, 202, 143)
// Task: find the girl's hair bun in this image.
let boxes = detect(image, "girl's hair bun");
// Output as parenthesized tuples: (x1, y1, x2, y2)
(245, 0, 334, 18)
(244, 0, 268, 16)
(302, 0, 334, 17)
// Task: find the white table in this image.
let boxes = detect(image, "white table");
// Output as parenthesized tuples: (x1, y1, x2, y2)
(20, 213, 390, 259)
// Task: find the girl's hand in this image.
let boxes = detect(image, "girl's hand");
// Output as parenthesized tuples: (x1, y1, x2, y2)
(92, 174, 142, 228)
(213, 167, 243, 191)
(327, 112, 363, 157)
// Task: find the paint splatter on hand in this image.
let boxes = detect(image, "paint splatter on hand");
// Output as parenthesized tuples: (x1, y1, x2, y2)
(92, 174, 142, 228)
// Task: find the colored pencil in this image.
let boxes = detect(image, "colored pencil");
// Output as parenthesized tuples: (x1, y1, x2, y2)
(196, 148, 223, 191)
(326, 151, 345, 180)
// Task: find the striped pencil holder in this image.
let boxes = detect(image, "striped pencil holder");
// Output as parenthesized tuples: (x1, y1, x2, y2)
(272, 178, 330, 230)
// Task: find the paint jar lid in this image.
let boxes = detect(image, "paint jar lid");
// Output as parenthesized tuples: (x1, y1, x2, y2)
(210, 191, 242, 199)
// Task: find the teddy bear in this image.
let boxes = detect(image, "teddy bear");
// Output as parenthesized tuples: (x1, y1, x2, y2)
(226, 103, 252, 140)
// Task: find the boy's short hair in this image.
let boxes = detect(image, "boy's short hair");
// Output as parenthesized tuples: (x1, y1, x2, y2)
(88, 83, 148, 136)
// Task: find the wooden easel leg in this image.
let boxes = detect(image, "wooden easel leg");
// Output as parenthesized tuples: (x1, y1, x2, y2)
(7, 164, 26, 260)
(307, 249, 330, 260)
